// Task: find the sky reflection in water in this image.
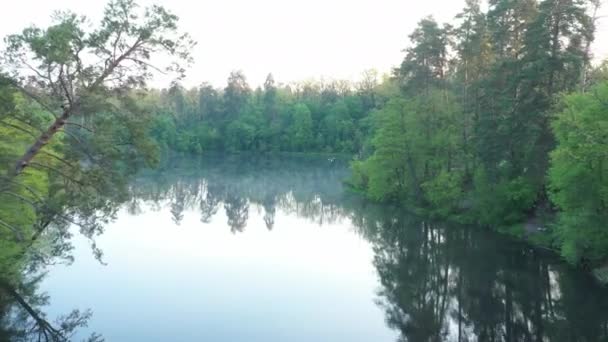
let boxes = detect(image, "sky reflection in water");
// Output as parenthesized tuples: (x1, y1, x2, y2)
(41, 155, 394, 341)
(38, 155, 608, 342)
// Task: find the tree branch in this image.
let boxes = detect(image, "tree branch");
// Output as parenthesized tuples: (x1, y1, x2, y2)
(0, 120, 39, 139)
(0, 281, 65, 341)
(0, 218, 23, 240)
(29, 162, 85, 187)
(64, 121, 94, 133)
(39, 151, 78, 170)
(7, 114, 45, 133)
(58, 65, 73, 105)
(4, 79, 59, 120)
(125, 57, 167, 74)
(1, 190, 40, 207)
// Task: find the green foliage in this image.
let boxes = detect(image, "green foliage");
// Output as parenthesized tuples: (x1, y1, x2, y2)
(470, 168, 537, 226)
(150, 113, 178, 151)
(226, 120, 256, 152)
(0, 91, 54, 282)
(289, 103, 313, 151)
(0, 0, 602, 293)
(0, 0, 192, 294)
(145, 71, 375, 154)
(421, 170, 464, 218)
(352, 89, 465, 206)
(349, 0, 606, 268)
(398, 17, 450, 94)
(549, 81, 608, 263)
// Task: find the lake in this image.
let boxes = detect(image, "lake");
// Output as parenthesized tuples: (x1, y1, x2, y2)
(35, 155, 608, 341)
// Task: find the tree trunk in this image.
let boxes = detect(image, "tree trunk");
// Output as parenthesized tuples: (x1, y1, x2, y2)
(0, 280, 64, 339)
(581, 1, 600, 92)
(548, 1, 563, 98)
(12, 107, 72, 176)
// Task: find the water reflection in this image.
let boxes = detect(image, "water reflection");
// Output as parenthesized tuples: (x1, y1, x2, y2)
(352, 204, 608, 342)
(129, 154, 351, 231)
(3, 154, 608, 341)
(126, 154, 608, 342)
(0, 277, 101, 342)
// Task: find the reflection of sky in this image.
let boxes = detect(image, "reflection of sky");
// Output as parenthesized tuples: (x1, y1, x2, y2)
(41, 202, 397, 342)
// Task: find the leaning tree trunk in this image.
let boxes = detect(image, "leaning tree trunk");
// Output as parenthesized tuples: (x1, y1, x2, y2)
(0, 280, 64, 339)
(10, 40, 136, 177)
(12, 107, 72, 176)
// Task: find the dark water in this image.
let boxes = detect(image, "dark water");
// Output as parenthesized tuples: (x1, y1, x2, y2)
(31, 155, 608, 341)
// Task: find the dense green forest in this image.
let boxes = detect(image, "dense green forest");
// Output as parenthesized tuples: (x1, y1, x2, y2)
(144, 71, 378, 154)
(347, 0, 608, 266)
(143, 0, 608, 266)
(0, 0, 607, 338)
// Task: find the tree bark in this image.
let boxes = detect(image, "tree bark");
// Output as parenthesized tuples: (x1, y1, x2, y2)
(13, 107, 72, 176)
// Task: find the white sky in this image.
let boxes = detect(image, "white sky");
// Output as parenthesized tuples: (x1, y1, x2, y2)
(1, 0, 607, 88)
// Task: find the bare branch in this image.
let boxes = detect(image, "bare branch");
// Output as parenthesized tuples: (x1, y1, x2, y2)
(57, 128, 85, 146)
(0, 120, 39, 139)
(6, 115, 45, 133)
(57, 130, 115, 170)
(21, 59, 53, 84)
(125, 57, 167, 74)
(0, 218, 23, 240)
(46, 64, 59, 95)
(0, 282, 65, 340)
(0, 176, 45, 202)
(58, 64, 73, 105)
(112, 28, 124, 63)
(64, 121, 94, 132)
(89, 36, 144, 90)
(1, 190, 40, 207)
(4, 79, 59, 120)
(39, 151, 78, 170)
(29, 162, 86, 187)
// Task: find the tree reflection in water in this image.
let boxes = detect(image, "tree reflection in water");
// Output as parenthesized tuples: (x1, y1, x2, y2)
(130, 154, 608, 342)
(2, 154, 608, 341)
(352, 203, 608, 342)
(129, 154, 351, 231)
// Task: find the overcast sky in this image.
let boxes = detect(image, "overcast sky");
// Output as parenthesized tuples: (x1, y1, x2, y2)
(1, 0, 607, 88)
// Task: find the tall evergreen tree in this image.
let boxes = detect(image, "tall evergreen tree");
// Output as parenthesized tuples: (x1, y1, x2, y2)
(397, 17, 451, 96)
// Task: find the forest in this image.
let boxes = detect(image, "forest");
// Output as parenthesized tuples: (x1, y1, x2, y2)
(143, 0, 608, 266)
(0, 0, 607, 338)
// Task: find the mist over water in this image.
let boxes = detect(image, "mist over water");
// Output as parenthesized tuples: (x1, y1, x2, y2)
(38, 155, 608, 341)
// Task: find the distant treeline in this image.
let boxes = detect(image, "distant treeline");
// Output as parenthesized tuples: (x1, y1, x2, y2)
(145, 71, 378, 154)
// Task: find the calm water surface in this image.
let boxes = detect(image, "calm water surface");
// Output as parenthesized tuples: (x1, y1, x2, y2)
(39, 155, 608, 341)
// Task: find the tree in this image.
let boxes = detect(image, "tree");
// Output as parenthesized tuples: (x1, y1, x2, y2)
(518, 0, 596, 177)
(475, 0, 537, 179)
(523, 0, 595, 98)
(224, 193, 249, 233)
(397, 17, 451, 95)
(549, 81, 608, 263)
(290, 103, 313, 151)
(223, 70, 251, 122)
(351, 97, 420, 202)
(2, 0, 194, 176)
(263, 73, 278, 122)
(0, 0, 194, 337)
(198, 82, 221, 123)
(453, 0, 491, 174)
(357, 69, 379, 111)
(168, 83, 186, 120)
